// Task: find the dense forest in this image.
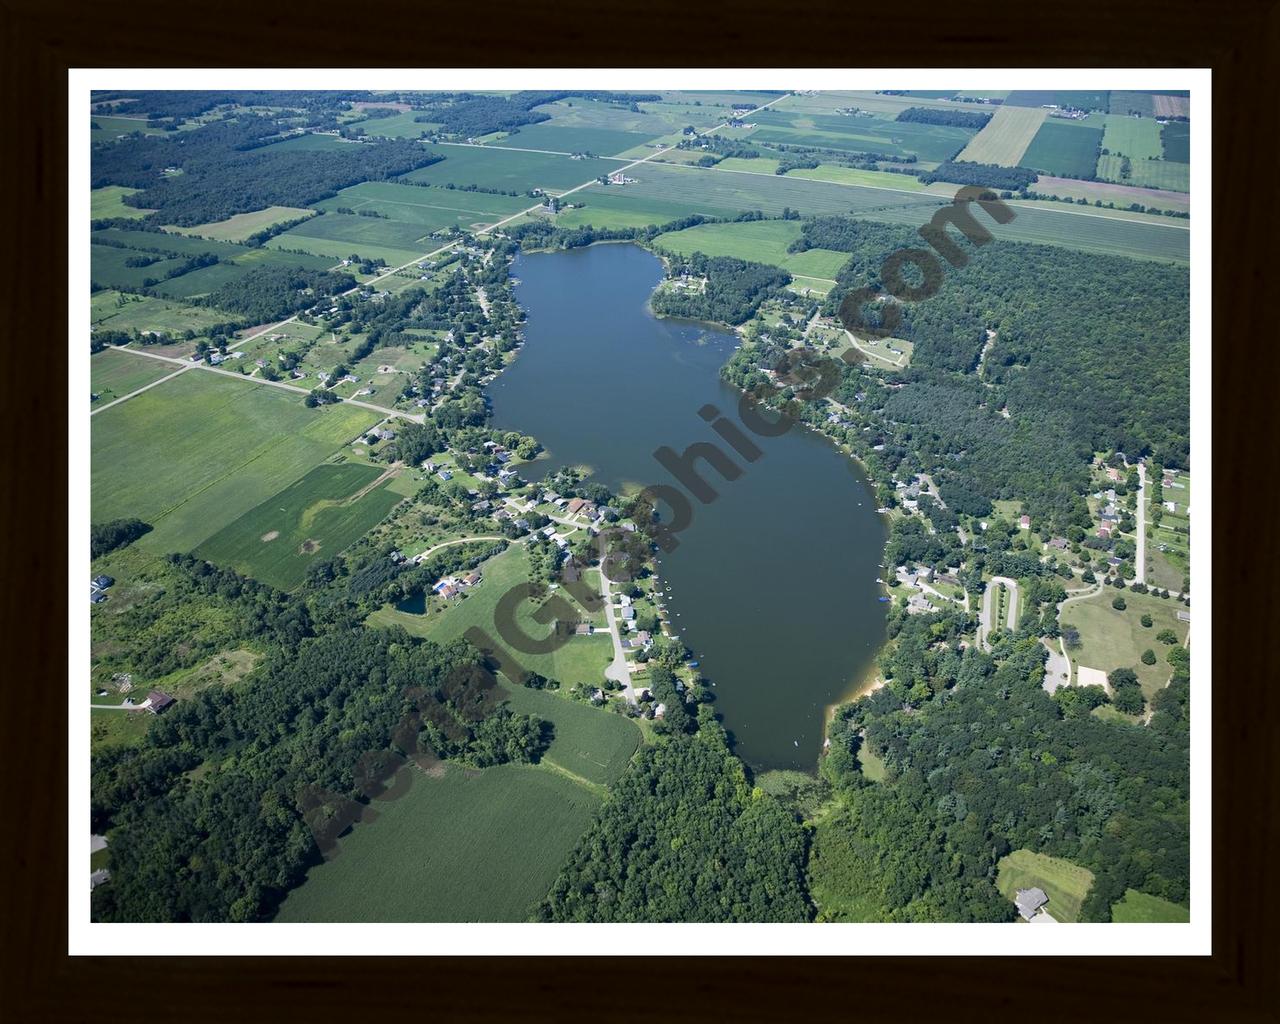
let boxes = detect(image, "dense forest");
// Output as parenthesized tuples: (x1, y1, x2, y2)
(201, 266, 356, 322)
(811, 622, 1190, 921)
(649, 254, 791, 325)
(91, 557, 548, 922)
(896, 106, 992, 130)
(918, 161, 1039, 192)
(91, 115, 441, 224)
(539, 702, 810, 922)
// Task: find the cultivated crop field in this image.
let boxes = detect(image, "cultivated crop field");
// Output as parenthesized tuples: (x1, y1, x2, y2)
(1161, 121, 1191, 162)
(502, 684, 641, 787)
(746, 109, 975, 162)
(274, 763, 600, 922)
(1029, 176, 1190, 215)
(90, 348, 176, 403)
(1100, 114, 1164, 160)
(996, 849, 1095, 923)
(399, 146, 619, 194)
(196, 462, 404, 590)
(91, 291, 240, 334)
(1020, 119, 1104, 178)
(955, 105, 1047, 166)
(1096, 155, 1190, 193)
(495, 123, 656, 156)
(91, 372, 380, 553)
(655, 219, 849, 280)
(1004, 90, 1109, 111)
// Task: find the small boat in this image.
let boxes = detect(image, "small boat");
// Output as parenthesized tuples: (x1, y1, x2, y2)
(878, 596, 891, 603)
(875, 577, 884, 584)
(793, 740, 799, 747)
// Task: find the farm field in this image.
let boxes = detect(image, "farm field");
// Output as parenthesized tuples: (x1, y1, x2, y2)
(1020, 118, 1104, 178)
(495, 123, 655, 156)
(367, 544, 615, 687)
(90, 291, 239, 334)
(995, 849, 1095, 923)
(196, 463, 404, 590)
(315, 180, 531, 231)
(168, 206, 314, 242)
(1004, 91, 1109, 111)
(745, 109, 975, 162)
(91, 372, 379, 553)
(91, 115, 166, 142)
(344, 111, 437, 139)
(260, 132, 355, 151)
(955, 105, 1047, 166)
(1162, 121, 1191, 162)
(1029, 176, 1190, 215)
(655, 219, 850, 280)
(90, 348, 176, 403)
(1059, 586, 1190, 699)
(91, 185, 151, 220)
(501, 684, 641, 787)
(785, 164, 930, 191)
(1096, 155, 1190, 193)
(399, 146, 619, 194)
(1152, 94, 1191, 118)
(275, 763, 600, 922)
(1111, 889, 1190, 923)
(1100, 114, 1164, 160)
(90, 245, 189, 291)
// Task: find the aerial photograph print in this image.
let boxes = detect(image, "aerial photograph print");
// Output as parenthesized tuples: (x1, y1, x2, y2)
(79, 75, 1202, 944)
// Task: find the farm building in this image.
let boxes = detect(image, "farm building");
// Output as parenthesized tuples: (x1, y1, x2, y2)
(144, 690, 175, 715)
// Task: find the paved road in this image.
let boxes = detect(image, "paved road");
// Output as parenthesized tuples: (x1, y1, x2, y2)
(413, 535, 505, 563)
(1135, 461, 1147, 585)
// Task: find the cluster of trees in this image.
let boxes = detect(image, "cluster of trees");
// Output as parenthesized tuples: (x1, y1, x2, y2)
(92, 90, 369, 123)
(812, 633, 1190, 921)
(90, 518, 152, 559)
(91, 551, 550, 921)
(917, 161, 1038, 192)
(201, 266, 355, 323)
(896, 107, 992, 130)
(538, 709, 810, 922)
(650, 254, 791, 325)
(91, 115, 442, 225)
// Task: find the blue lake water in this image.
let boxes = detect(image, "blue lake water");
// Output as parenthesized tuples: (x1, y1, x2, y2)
(487, 243, 887, 770)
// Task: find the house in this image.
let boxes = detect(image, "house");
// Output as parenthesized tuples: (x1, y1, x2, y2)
(914, 565, 934, 582)
(1177, 611, 1191, 622)
(437, 469, 453, 481)
(92, 575, 115, 590)
(574, 623, 593, 636)
(144, 690, 175, 715)
(90, 589, 107, 604)
(619, 593, 632, 607)
(1106, 466, 1121, 482)
(1097, 525, 1113, 538)
(653, 702, 667, 719)
(1019, 515, 1031, 530)
(389, 550, 406, 564)
(906, 594, 934, 615)
(621, 606, 636, 621)
(565, 497, 588, 516)
(1014, 887, 1049, 921)
(1164, 500, 1177, 512)
(635, 631, 652, 646)
(542, 525, 558, 538)
(1047, 537, 1069, 550)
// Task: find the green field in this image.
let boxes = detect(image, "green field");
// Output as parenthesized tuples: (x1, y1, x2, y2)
(1060, 587, 1190, 699)
(656, 219, 850, 280)
(501, 684, 641, 787)
(1108, 91, 1156, 118)
(1111, 889, 1190, 923)
(168, 206, 315, 242)
(995, 849, 1095, 923)
(91, 115, 166, 142)
(1096, 155, 1190, 193)
(1161, 121, 1191, 162)
(1021, 119, 1104, 179)
(275, 763, 599, 922)
(955, 105, 1046, 166)
(1028, 175, 1190, 215)
(90, 244, 189, 290)
(746, 109, 975, 162)
(91, 186, 151, 220)
(196, 463, 404, 590)
(368, 544, 615, 686)
(90, 349, 176, 403)
(344, 111, 437, 139)
(496, 124, 655, 156)
(91, 373, 380, 553)
(786, 164, 928, 191)
(1004, 91, 1109, 112)
(400, 146, 619, 194)
(970, 202, 1189, 264)
(91, 291, 241, 335)
(1100, 114, 1164, 160)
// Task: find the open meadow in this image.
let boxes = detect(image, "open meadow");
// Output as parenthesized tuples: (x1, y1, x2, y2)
(655, 219, 850, 281)
(167, 206, 315, 242)
(196, 462, 404, 590)
(1060, 586, 1190, 699)
(91, 372, 380, 553)
(501, 683, 641, 787)
(995, 849, 1095, 922)
(1111, 889, 1190, 922)
(91, 185, 152, 220)
(274, 763, 600, 922)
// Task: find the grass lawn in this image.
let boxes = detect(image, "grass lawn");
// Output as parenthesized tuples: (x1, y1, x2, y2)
(196, 463, 404, 590)
(91, 372, 380, 553)
(1111, 889, 1190, 923)
(655, 219, 849, 280)
(90, 708, 151, 753)
(995, 849, 1095, 923)
(368, 544, 616, 686)
(91, 185, 152, 220)
(168, 206, 314, 242)
(274, 762, 599, 922)
(90, 349, 177, 404)
(856, 735, 886, 781)
(1060, 586, 1189, 699)
(501, 684, 641, 787)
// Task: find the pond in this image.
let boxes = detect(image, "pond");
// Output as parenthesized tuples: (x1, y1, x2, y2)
(487, 243, 887, 770)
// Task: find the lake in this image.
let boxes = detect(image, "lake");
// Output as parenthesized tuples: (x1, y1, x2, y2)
(487, 243, 887, 770)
